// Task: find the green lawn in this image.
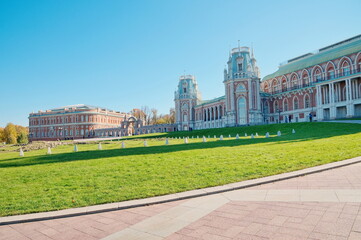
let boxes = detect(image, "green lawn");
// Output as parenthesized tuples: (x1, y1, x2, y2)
(0, 122, 360, 216)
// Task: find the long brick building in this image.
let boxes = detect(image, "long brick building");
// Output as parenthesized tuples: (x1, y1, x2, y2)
(28, 104, 130, 141)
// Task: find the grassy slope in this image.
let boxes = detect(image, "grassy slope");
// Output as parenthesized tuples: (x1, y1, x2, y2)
(0, 122, 360, 216)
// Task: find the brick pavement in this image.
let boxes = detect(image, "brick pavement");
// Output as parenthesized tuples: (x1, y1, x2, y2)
(2, 161, 361, 239)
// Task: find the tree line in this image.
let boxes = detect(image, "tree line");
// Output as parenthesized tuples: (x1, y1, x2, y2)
(0, 123, 29, 144)
(130, 106, 175, 125)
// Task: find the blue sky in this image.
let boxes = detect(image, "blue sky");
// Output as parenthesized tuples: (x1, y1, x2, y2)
(0, 0, 360, 127)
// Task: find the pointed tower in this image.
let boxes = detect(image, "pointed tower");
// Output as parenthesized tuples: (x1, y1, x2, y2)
(174, 75, 202, 131)
(223, 46, 262, 126)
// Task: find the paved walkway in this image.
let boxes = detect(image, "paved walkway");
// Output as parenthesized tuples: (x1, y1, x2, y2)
(2, 160, 361, 240)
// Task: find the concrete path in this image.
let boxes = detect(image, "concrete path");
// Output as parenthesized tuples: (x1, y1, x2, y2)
(2, 160, 361, 239)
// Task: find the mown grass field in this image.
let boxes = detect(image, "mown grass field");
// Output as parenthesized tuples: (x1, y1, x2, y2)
(0, 122, 360, 216)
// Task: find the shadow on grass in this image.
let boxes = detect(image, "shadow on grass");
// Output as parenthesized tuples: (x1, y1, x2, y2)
(1, 122, 360, 168)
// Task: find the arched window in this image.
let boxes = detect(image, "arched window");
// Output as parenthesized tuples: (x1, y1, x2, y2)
(291, 75, 298, 88)
(272, 79, 278, 93)
(264, 101, 269, 114)
(283, 99, 288, 111)
(313, 68, 322, 82)
(328, 69, 335, 79)
(304, 95, 310, 108)
(302, 72, 309, 86)
(326, 63, 335, 80)
(274, 101, 279, 113)
(341, 62, 350, 76)
(238, 97, 247, 124)
(294, 97, 299, 110)
(264, 83, 269, 93)
(282, 79, 287, 91)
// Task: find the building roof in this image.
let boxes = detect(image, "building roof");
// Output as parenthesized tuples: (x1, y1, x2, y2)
(47, 104, 122, 113)
(195, 96, 225, 108)
(49, 104, 111, 112)
(262, 35, 361, 81)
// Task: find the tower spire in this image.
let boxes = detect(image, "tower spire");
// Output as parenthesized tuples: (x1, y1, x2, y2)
(251, 42, 254, 58)
(238, 40, 240, 53)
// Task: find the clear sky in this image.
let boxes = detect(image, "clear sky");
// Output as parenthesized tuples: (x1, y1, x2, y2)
(0, 0, 360, 127)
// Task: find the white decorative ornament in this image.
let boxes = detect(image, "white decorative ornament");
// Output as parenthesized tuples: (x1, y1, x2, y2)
(19, 148, 24, 157)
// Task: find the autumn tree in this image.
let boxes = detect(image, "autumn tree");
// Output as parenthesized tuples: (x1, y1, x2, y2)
(15, 125, 29, 144)
(4, 123, 17, 144)
(0, 128, 4, 143)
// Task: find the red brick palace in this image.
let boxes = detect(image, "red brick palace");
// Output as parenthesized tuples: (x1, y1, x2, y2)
(28, 104, 129, 141)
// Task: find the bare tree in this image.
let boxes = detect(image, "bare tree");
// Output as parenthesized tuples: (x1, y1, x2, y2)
(151, 108, 158, 125)
(141, 106, 152, 125)
(169, 108, 175, 123)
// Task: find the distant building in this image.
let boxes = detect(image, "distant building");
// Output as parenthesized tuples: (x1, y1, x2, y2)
(175, 34, 361, 130)
(28, 104, 130, 141)
(29, 104, 176, 141)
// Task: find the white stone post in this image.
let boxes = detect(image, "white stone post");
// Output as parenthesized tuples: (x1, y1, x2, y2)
(19, 148, 24, 157)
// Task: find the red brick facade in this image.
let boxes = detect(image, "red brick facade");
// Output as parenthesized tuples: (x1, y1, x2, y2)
(29, 104, 128, 141)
